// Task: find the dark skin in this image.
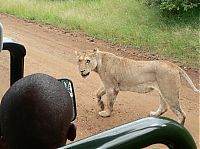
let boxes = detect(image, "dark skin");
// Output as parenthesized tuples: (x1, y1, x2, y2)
(0, 73, 76, 149)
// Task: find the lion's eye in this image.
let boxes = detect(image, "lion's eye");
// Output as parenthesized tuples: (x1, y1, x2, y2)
(86, 60, 90, 64)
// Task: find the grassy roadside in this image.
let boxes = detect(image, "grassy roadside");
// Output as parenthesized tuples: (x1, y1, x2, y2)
(0, 0, 199, 68)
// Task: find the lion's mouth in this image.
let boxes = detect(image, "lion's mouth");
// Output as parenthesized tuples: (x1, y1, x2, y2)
(81, 72, 90, 78)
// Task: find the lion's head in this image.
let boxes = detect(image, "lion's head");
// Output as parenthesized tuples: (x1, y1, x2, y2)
(75, 48, 99, 78)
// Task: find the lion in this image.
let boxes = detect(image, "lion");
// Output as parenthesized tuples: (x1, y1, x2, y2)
(75, 48, 200, 125)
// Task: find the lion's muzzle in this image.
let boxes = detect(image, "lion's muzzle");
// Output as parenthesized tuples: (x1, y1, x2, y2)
(81, 71, 90, 78)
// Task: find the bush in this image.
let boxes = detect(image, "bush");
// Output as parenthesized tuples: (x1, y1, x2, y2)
(145, 0, 200, 12)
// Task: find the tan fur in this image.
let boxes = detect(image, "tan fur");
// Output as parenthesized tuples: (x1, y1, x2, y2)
(76, 48, 200, 125)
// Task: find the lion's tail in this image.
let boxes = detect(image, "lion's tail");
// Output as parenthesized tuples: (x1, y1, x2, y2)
(178, 67, 200, 93)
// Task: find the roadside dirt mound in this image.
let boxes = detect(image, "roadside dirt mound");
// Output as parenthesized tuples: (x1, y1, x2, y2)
(0, 14, 199, 148)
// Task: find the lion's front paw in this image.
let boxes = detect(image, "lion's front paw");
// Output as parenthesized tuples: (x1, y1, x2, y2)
(99, 111, 111, 117)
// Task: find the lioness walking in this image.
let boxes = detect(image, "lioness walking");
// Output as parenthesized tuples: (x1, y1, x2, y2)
(76, 48, 200, 125)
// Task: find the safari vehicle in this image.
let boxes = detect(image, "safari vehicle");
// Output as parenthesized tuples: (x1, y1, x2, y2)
(0, 26, 197, 149)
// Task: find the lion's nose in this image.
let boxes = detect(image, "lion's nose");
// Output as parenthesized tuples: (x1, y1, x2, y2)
(81, 70, 85, 73)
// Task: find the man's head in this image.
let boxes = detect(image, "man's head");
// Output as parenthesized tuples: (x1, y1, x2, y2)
(0, 73, 76, 149)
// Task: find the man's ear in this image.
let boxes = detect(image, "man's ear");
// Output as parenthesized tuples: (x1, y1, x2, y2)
(0, 136, 8, 149)
(66, 123, 76, 141)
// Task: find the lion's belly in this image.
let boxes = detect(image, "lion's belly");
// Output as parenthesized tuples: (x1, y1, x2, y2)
(117, 72, 157, 93)
(118, 82, 156, 93)
(99, 59, 158, 93)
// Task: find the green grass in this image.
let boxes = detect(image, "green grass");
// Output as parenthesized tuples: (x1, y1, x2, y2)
(0, 0, 199, 68)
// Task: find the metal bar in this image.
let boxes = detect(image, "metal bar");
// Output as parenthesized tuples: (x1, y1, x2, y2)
(60, 117, 196, 149)
(2, 38, 26, 86)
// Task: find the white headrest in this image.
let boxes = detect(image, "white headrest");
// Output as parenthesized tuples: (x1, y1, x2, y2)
(0, 22, 3, 52)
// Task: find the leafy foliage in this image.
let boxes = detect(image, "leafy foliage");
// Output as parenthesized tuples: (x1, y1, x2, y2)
(145, 0, 200, 12)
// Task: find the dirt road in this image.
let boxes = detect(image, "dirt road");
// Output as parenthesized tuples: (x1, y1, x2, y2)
(0, 14, 199, 148)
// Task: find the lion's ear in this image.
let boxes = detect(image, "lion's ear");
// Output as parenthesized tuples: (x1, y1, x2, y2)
(93, 48, 99, 54)
(75, 51, 81, 58)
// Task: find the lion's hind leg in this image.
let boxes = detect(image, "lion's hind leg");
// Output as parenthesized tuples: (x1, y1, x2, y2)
(154, 63, 186, 124)
(96, 86, 106, 111)
(150, 95, 168, 116)
(158, 85, 186, 125)
(167, 100, 186, 125)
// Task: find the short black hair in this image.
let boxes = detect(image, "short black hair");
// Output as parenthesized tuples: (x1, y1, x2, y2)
(0, 73, 73, 149)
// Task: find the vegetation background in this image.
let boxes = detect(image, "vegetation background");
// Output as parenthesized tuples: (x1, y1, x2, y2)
(0, 0, 199, 68)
